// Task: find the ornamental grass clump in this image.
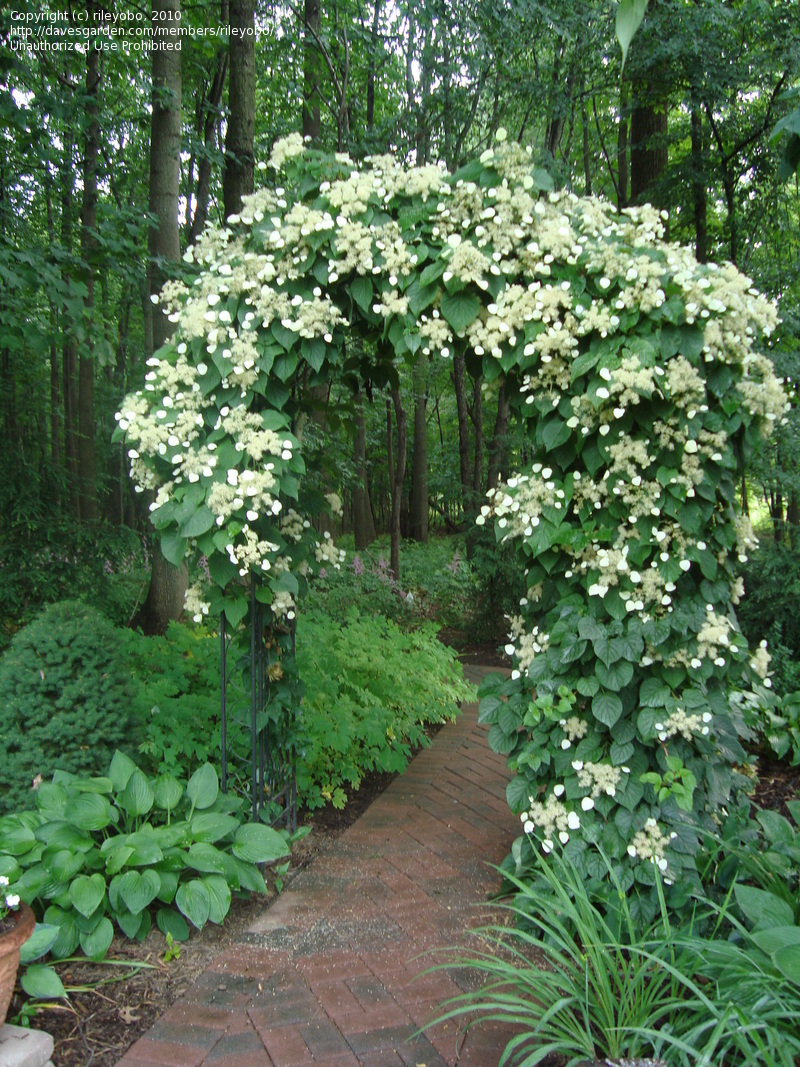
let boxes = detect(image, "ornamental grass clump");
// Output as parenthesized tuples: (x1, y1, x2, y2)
(114, 129, 787, 907)
(427, 845, 800, 1067)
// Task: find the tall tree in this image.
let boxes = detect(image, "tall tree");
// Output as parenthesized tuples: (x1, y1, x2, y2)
(77, 1, 100, 522)
(223, 0, 255, 217)
(140, 0, 185, 634)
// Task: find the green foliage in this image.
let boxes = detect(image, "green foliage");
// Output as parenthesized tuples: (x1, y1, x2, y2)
(0, 752, 289, 962)
(121, 622, 223, 778)
(466, 530, 526, 642)
(391, 538, 479, 629)
(0, 602, 138, 815)
(738, 540, 800, 695)
(294, 608, 474, 809)
(304, 546, 406, 623)
(0, 523, 150, 650)
(428, 845, 800, 1067)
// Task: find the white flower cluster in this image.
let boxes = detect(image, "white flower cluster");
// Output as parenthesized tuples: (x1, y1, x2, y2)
(325, 492, 343, 517)
(750, 641, 772, 686)
(560, 716, 588, 742)
(573, 760, 624, 798)
(654, 709, 712, 742)
(315, 532, 345, 570)
(521, 785, 581, 850)
(184, 582, 210, 623)
(226, 527, 279, 577)
(626, 818, 675, 875)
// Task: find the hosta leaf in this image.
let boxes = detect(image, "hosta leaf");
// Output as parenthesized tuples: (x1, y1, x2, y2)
(156, 907, 190, 942)
(19, 923, 60, 965)
(21, 964, 67, 1000)
(187, 764, 219, 812)
(734, 884, 794, 930)
(109, 751, 138, 792)
(228, 856, 266, 894)
(69, 873, 106, 918)
(80, 917, 114, 961)
(774, 944, 800, 986)
(185, 842, 229, 874)
(117, 868, 161, 915)
(232, 823, 290, 865)
(64, 793, 113, 832)
(120, 770, 154, 818)
(202, 875, 232, 925)
(176, 879, 211, 930)
(42, 906, 79, 959)
(48, 849, 85, 883)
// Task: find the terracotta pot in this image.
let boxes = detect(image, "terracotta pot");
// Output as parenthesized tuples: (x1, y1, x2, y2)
(0, 903, 35, 1029)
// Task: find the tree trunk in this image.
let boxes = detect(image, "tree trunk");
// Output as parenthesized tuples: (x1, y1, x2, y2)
(141, 0, 186, 634)
(187, 19, 228, 245)
(486, 383, 510, 490)
(471, 375, 483, 496)
(691, 102, 707, 263)
(78, 7, 100, 523)
(148, 0, 182, 349)
(352, 392, 376, 549)
(223, 0, 255, 218)
(452, 351, 473, 517)
(302, 0, 321, 142)
(408, 354, 428, 543)
(389, 387, 407, 583)
(581, 91, 592, 196)
(630, 101, 668, 206)
(617, 81, 628, 209)
(366, 0, 380, 131)
(788, 489, 800, 551)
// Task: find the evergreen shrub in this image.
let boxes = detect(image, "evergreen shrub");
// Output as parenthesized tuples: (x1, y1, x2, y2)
(0, 600, 137, 814)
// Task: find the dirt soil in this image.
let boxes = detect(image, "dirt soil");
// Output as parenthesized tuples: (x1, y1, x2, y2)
(8, 768, 400, 1067)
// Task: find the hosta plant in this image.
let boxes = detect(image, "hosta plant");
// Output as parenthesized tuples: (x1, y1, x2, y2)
(0, 751, 289, 961)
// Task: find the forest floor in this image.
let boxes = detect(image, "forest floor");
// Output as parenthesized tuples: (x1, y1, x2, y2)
(9, 640, 800, 1067)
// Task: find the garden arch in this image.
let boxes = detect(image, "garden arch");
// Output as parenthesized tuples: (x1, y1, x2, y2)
(118, 132, 786, 905)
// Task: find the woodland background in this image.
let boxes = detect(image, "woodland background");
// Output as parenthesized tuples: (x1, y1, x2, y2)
(1, 0, 799, 653)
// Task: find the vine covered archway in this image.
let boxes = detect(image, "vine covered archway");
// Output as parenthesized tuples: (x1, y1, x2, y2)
(117, 131, 786, 904)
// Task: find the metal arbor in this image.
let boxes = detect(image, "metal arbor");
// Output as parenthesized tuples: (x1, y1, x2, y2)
(219, 578, 297, 831)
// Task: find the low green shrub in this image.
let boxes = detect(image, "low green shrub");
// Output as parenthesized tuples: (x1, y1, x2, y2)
(0, 601, 138, 814)
(295, 608, 475, 808)
(124, 608, 474, 813)
(0, 751, 289, 961)
(304, 548, 406, 622)
(122, 622, 223, 778)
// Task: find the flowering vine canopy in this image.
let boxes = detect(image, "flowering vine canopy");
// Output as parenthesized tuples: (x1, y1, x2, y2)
(117, 131, 787, 906)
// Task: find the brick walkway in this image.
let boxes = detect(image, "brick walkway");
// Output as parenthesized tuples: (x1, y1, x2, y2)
(117, 665, 519, 1067)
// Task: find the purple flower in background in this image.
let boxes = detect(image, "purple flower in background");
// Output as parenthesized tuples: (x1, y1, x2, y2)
(447, 550, 460, 575)
(352, 554, 366, 576)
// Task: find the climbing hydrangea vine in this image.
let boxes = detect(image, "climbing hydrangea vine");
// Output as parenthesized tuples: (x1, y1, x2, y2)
(117, 130, 787, 910)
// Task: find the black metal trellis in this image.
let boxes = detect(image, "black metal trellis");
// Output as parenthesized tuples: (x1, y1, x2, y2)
(220, 578, 297, 831)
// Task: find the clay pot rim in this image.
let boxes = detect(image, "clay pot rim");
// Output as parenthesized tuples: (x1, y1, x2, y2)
(0, 902, 35, 952)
